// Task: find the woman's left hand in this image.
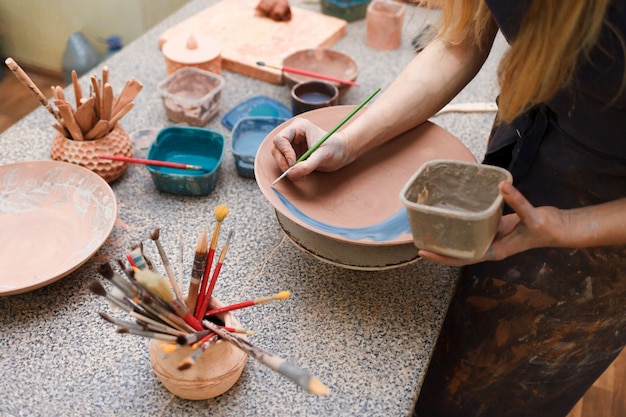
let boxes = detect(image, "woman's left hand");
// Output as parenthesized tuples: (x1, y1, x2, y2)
(418, 182, 566, 266)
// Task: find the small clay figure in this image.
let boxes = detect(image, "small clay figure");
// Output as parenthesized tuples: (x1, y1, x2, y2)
(255, 0, 292, 21)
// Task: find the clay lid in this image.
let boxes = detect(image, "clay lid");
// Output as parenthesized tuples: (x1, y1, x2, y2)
(162, 34, 221, 64)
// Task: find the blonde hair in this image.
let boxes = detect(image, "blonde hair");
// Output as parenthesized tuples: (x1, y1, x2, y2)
(435, 0, 612, 123)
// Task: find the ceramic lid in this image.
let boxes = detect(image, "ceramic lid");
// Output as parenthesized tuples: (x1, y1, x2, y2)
(162, 34, 221, 64)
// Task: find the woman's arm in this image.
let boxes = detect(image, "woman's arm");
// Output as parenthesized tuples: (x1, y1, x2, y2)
(418, 182, 626, 266)
(272, 18, 499, 180)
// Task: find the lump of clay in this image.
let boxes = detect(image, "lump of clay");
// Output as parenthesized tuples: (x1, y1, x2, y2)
(256, 0, 292, 21)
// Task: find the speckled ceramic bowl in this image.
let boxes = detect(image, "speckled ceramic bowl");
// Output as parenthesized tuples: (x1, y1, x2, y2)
(146, 126, 224, 196)
(231, 116, 287, 178)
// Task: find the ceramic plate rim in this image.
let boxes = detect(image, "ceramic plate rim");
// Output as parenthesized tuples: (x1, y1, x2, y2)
(0, 160, 117, 296)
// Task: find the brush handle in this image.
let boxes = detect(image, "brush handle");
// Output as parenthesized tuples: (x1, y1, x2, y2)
(297, 87, 381, 163)
(99, 155, 203, 170)
(282, 65, 359, 86)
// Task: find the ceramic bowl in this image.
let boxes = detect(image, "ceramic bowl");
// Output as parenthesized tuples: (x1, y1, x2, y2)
(231, 116, 287, 178)
(254, 106, 476, 270)
(291, 81, 339, 115)
(149, 297, 247, 400)
(157, 67, 225, 126)
(146, 126, 224, 196)
(282, 48, 358, 98)
(400, 159, 512, 260)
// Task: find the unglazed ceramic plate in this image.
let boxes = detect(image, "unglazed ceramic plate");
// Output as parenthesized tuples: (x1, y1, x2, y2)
(0, 161, 117, 295)
(255, 105, 476, 270)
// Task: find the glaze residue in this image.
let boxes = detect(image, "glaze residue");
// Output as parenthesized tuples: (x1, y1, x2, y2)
(274, 189, 411, 241)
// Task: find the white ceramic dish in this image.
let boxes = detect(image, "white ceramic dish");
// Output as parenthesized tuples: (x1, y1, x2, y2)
(254, 106, 476, 270)
(0, 160, 117, 296)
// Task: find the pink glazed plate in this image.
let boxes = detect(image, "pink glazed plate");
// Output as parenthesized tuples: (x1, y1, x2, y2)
(255, 105, 476, 270)
(0, 161, 117, 295)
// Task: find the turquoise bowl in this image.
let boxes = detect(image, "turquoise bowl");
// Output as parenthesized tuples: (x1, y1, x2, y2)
(147, 126, 224, 196)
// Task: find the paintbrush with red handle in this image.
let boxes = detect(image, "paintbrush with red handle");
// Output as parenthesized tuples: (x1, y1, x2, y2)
(203, 291, 291, 318)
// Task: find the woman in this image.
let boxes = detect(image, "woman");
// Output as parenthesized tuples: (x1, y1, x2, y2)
(272, 0, 626, 415)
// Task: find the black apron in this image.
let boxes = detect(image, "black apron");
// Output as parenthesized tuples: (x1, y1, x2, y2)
(414, 1, 626, 416)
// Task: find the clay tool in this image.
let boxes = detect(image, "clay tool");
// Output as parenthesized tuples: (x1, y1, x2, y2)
(195, 204, 229, 320)
(4, 57, 62, 122)
(272, 87, 381, 186)
(204, 321, 330, 396)
(98, 154, 206, 170)
(149, 228, 184, 300)
(71, 70, 83, 108)
(196, 228, 233, 318)
(256, 61, 359, 86)
(203, 291, 291, 318)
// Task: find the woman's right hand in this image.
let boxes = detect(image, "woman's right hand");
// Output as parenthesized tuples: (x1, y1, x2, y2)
(270, 117, 353, 181)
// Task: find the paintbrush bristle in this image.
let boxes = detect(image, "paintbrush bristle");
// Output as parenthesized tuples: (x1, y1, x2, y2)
(177, 358, 194, 371)
(256, 61, 266, 66)
(150, 228, 160, 240)
(98, 311, 115, 323)
(308, 377, 331, 396)
(276, 290, 291, 300)
(97, 262, 114, 279)
(134, 269, 174, 303)
(214, 204, 229, 222)
(176, 335, 188, 345)
(89, 281, 107, 297)
(196, 228, 208, 254)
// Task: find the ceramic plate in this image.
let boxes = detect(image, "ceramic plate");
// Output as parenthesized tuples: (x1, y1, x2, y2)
(255, 106, 476, 270)
(221, 96, 292, 130)
(0, 161, 117, 295)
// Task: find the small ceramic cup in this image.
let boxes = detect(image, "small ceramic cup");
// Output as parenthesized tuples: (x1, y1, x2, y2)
(366, 0, 406, 50)
(290, 81, 339, 115)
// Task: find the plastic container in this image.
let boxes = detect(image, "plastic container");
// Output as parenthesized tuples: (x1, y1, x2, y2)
(321, 0, 371, 22)
(146, 126, 225, 196)
(400, 159, 512, 260)
(157, 67, 225, 127)
(231, 116, 287, 178)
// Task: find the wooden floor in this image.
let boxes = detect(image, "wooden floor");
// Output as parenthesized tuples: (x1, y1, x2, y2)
(0, 63, 65, 134)
(1, 63, 626, 417)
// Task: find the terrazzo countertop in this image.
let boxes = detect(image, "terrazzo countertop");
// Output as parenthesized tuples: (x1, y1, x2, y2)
(0, 1, 507, 416)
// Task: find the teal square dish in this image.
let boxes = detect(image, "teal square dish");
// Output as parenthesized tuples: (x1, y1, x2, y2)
(147, 126, 224, 196)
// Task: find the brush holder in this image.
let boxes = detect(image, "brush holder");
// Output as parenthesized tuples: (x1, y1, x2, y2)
(50, 124, 132, 183)
(148, 297, 248, 400)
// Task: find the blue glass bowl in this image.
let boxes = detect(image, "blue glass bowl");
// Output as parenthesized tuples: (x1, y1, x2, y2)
(147, 126, 224, 196)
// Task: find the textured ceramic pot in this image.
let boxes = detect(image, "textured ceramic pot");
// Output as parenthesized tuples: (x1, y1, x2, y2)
(148, 297, 248, 400)
(50, 124, 132, 183)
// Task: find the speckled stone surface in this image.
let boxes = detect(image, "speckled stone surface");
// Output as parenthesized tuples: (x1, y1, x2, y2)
(0, 1, 507, 416)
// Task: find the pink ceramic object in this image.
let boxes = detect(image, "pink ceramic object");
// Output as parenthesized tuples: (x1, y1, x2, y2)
(282, 48, 358, 98)
(50, 124, 133, 183)
(254, 105, 476, 270)
(366, 0, 406, 50)
(162, 33, 222, 75)
(0, 161, 116, 296)
(148, 297, 248, 400)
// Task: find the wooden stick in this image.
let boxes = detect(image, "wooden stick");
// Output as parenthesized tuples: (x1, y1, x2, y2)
(149, 228, 184, 300)
(112, 78, 143, 117)
(101, 83, 114, 121)
(74, 96, 96, 134)
(4, 57, 61, 122)
(91, 75, 102, 119)
(107, 102, 133, 132)
(55, 100, 84, 141)
(71, 70, 83, 109)
(84, 119, 109, 140)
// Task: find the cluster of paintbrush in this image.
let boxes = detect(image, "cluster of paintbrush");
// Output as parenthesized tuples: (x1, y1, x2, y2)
(4, 57, 142, 141)
(89, 204, 329, 395)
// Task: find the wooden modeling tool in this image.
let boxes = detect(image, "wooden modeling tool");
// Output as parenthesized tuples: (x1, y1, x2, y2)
(256, 61, 359, 86)
(272, 87, 381, 186)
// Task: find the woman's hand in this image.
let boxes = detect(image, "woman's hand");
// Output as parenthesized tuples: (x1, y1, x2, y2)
(418, 182, 566, 266)
(270, 117, 354, 181)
